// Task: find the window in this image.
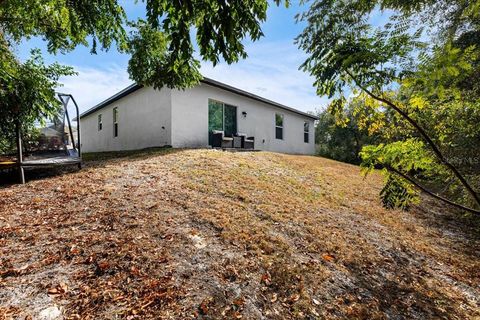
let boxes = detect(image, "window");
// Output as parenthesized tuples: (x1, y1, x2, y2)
(113, 107, 118, 137)
(275, 113, 284, 140)
(304, 122, 309, 143)
(98, 114, 103, 131)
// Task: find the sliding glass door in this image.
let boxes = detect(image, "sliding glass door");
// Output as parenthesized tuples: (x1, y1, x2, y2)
(208, 99, 237, 145)
(224, 104, 237, 136)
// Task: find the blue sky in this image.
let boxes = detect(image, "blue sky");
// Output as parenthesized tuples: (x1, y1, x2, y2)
(17, 1, 329, 114)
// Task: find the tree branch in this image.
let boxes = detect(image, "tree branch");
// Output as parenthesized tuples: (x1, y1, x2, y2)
(387, 166, 480, 215)
(345, 70, 480, 208)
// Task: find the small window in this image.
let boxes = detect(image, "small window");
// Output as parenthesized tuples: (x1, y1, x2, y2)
(98, 114, 103, 131)
(275, 113, 284, 140)
(304, 122, 309, 143)
(113, 107, 118, 137)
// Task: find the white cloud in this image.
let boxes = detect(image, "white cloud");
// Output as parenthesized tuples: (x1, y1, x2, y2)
(200, 40, 329, 113)
(58, 65, 131, 114)
(58, 40, 328, 115)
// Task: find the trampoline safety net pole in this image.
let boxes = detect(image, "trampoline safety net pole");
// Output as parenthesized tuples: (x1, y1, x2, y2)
(16, 121, 25, 184)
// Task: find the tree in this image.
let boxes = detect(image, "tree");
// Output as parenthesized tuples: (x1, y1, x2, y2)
(0, 0, 286, 152)
(315, 96, 382, 164)
(297, 0, 480, 214)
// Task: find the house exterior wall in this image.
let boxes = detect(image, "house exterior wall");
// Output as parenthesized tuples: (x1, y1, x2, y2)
(171, 83, 316, 154)
(80, 87, 172, 153)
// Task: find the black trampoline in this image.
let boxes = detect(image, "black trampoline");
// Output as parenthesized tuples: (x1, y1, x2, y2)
(0, 93, 82, 184)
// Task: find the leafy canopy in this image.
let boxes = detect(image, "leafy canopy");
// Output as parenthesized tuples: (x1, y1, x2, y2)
(0, 47, 75, 148)
(1, 0, 286, 88)
(0, 0, 287, 152)
(315, 96, 382, 164)
(297, 0, 480, 213)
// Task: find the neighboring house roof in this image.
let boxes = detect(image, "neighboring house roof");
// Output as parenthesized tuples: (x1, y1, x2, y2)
(79, 77, 319, 120)
(40, 127, 63, 137)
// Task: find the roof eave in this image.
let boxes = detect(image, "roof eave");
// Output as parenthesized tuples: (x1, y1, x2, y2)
(79, 79, 319, 121)
(200, 77, 319, 120)
(79, 84, 142, 119)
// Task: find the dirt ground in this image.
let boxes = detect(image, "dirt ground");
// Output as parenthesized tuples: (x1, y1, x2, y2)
(0, 148, 479, 319)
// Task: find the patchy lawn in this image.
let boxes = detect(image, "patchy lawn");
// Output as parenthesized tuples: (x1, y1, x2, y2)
(0, 149, 479, 319)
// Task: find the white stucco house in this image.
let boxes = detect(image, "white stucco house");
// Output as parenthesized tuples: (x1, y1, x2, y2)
(79, 77, 318, 154)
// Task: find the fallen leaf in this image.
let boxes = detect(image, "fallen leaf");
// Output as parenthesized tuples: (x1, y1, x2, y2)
(233, 297, 245, 307)
(261, 272, 271, 285)
(271, 293, 278, 303)
(48, 283, 67, 295)
(289, 293, 300, 303)
(60, 282, 68, 293)
(98, 261, 110, 271)
(47, 288, 59, 295)
(199, 297, 213, 315)
(130, 265, 140, 276)
(322, 254, 334, 262)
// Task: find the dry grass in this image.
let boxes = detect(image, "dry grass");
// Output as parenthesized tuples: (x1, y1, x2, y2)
(0, 148, 479, 319)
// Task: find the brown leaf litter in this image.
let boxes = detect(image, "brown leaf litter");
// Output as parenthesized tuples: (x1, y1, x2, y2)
(0, 148, 479, 319)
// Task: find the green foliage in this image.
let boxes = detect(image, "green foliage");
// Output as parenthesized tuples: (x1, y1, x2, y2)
(0, 0, 288, 150)
(296, 0, 480, 98)
(126, 21, 202, 89)
(299, 0, 480, 212)
(145, 0, 278, 65)
(360, 139, 436, 174)
(380, 173, 419, 210)
(0, 0, 127, 53)
(129, 0, 287, 88)
(316, 97, 381, 164)
(0, 48, 75, 153)
(296, 0, 426, 98)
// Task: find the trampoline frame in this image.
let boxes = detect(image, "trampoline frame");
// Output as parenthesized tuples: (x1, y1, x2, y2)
(10, 93, 82, 184)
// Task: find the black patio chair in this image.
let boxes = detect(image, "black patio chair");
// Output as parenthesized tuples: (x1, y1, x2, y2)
(212, 130, 233, 148)
(242, 136, 255, 149)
